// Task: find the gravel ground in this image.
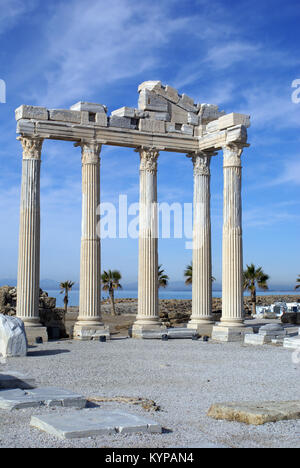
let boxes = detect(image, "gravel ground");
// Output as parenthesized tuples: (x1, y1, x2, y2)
(0, 338, 300, 448)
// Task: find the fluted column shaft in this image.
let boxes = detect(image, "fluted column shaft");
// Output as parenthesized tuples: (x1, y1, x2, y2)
(16, 137, 43, 326)
(188, 152, 214, 326)
(136, 148, 160, 325)
(77, 141, 102, 325)
(221, 143, 244, 326)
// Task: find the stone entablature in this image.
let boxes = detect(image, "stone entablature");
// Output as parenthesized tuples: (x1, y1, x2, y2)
(14, 81, 251, 341)
(15, 80, 249, 153)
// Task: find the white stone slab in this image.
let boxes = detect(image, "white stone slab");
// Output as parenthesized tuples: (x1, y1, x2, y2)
(111, 107, 135, 118)
(212, 326, 251, 342)
(30, 409, 162, 439)
(0, 371, 35, 389)
(244, 333, 269, 345)
(283, 336, 300, 349)
(218, 112, 250, 130)
(0, 387, 86, 411)
(70, 102, 106, 113)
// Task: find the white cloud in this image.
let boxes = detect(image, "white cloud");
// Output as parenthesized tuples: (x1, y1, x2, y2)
(30, 0, 192, 106)
(0, 0, 37, 35)
(243, 201, 300, 228)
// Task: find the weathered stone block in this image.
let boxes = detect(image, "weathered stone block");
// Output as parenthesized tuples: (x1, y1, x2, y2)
(200, 104, 225, 123)
(0, 315, 27, 357)
(283, 336, 300, 349)
(109, 115, 137, 129)
(73, 324, 110, 341)
(244, 333, 270, 345)
(146, 112, 170, 121)
(218, 112, 250, 130)
(212, 325, 252, 342)
(169, 103, 189, 124)
(208, 401, 300, 425)
(15, 105, 48, 121)
(138, 80, 162, 93)
(49, 109, 81, 123)
(181, 124, 194, 135)
(111, 107, 136, 118)
(139, 119, 165, 133)
(194, 125, 206, 137)
(70, 102, 107, 113)
(226, 125, 248, 144)
(16, 119, 35, 135)
(177, 94, 197, 113)
(138, 89, 168, 112)
(206, 120, 219, 133)
(166, 122, 178, 133)
(80, 111, 108, 126)
(165, 85, 179, 103)
(259, 323, 286, 337)
(187, 112, 199, 126)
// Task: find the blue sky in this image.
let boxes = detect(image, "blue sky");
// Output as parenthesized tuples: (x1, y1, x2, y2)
(0, 0, 299, 288)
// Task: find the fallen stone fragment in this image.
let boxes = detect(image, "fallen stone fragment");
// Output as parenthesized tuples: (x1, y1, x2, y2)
(0, 371, 35, 389)
(284, 336, 300, 349)
(87, 396, 160, 412)
(0, 314, 27, 357)
(30, 409, 162, 439)
(207, 401, 300, 425)
(0, 387, 86, 411)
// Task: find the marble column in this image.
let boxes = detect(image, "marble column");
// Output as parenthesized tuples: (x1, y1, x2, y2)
(73, 141, 109, 340)
(212, 143, 249, 342)
(132, 148, 164, 337)
(16, 137, 48, 343)
(187, 151, 215, 336)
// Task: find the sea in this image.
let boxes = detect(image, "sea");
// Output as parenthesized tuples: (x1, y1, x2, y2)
(48, 289, 299, 308)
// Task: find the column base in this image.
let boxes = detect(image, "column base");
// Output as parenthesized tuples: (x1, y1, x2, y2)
(212, 323, 252, 342)
(187, 320, 215, 338)
(131, 318, 166, 339)
(73, 323, 110, 341)
(25, 326, 48, 345)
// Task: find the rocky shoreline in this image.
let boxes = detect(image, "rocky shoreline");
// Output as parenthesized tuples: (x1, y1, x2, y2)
(1, 284, 299, 337)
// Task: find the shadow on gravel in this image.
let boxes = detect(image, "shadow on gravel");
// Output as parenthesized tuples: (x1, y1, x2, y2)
(162, 428, 173, 434)
(27, 349, 71, 357)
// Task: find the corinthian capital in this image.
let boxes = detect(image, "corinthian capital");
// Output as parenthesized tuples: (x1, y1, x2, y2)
(138, 147, 159, 174)
(187, 151, 215, 176)
(223, 143, 245, 168)
(79, 141, 102, 164)
(19, 137, 43, 160)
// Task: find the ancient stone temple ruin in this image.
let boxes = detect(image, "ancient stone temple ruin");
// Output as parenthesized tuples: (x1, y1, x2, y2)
(15, 80, 250, 342)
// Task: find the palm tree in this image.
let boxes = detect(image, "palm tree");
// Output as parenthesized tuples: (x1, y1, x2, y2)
(59, 281, 75, 320)
(184, 263, 193, 285)
(101, 270, 122, 316)
(158, 265, 169, 288)
(184, 262, 215, 285)
(243, 264, 269, 316)
(295, 275, 300, 290)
